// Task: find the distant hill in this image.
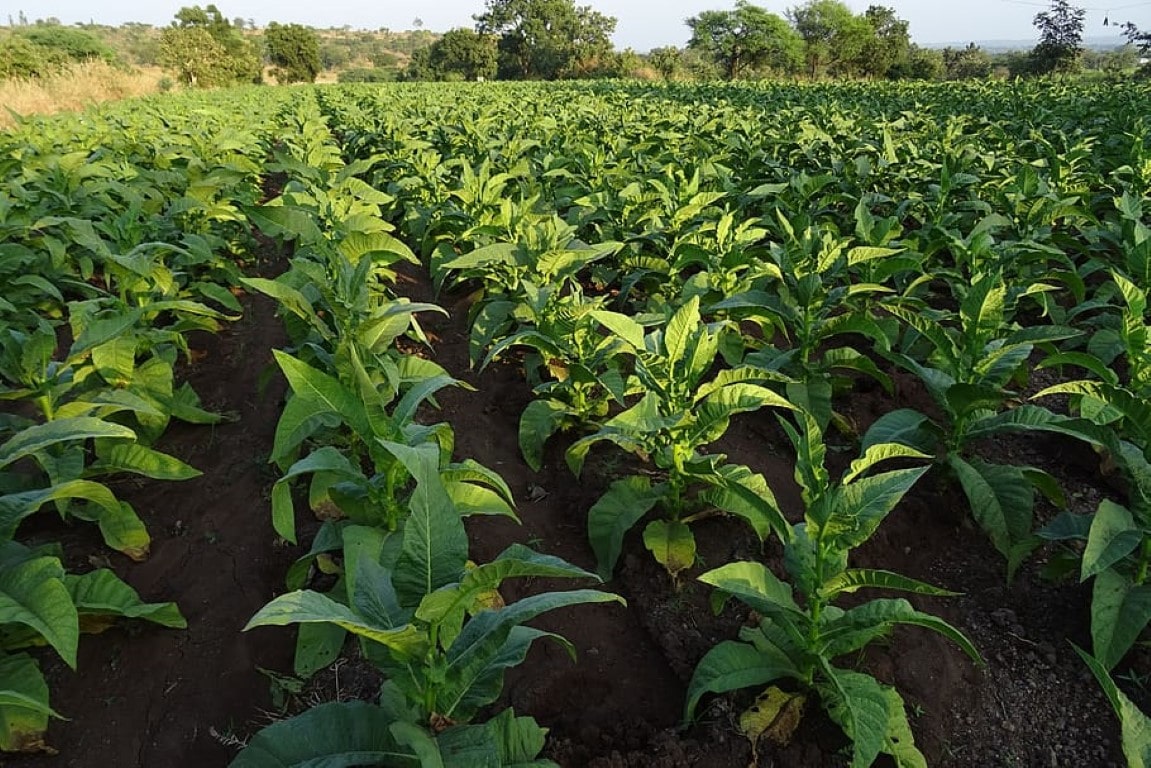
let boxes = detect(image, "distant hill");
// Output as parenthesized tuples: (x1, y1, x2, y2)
(923, 35, 1130, 52)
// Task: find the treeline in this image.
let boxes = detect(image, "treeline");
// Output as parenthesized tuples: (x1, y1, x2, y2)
(402, 0, 1145, 82)
(0, 6, 434, 83)
(1, 0, 1147, 87)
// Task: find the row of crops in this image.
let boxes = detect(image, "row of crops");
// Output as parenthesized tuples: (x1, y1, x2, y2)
(2, 78, 1151, 766)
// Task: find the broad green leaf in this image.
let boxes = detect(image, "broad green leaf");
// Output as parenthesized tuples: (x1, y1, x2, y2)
(1075, 645, 1151, 768)
(843, 444, 930, 484)
(642, 520, 696, 579)
(699, 561, 799, 615)
(66, 569, 185, 630)
(701, 463, 790, 543)
(440, 590, 624, 719)
(274, 351, 370, 439)
(880, 686, 927, 768)
(817, 666, 889, 768)
(83, 501, 150, 561)
(826, 467, 928, 551)
(91, 336, 136, 387)
(948, 456, 1035, 573)
(294, 622, 346, 679)
(228, 701, 416, 767)
(487, 708, 552, 766)
(860, 409, 937, 455)
(685, 641, 796, 722)
(417, 544, 597, 626)
(241, 278, 330, 342)
(590, 310, 646, 350)
(821, 598, 981, 664)
(1082, 500, 1143, 581)
(247, 205, 324, 245)
(244, 590, 425, 657)
(379, 441, 469, 608)
(390, 721, 446, 767)
(95, 442, 200, 481)
(0, 481, 121, 541)
(441, 242, 517, 269)
(587, 476, 663, 580)
(664, 296, 700, 364)
(820, 570, 958, 599)
(518, 399, 569, 472)
(0, 418, 136, 470)
(1092, 568, 1151, 670)
(0, 557, 77, 667)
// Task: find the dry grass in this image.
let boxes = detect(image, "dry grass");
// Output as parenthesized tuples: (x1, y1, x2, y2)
(0, 61, 168, 129)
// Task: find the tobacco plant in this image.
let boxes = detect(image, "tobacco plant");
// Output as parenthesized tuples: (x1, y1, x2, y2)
(567, 297, 795, 579)
(482, 286, 629, 471)
(1033, 205, 1151, 671)
(268, 350, 515, 545)
(711, 218, 898, 432)
(866, 270, 1109, 574)
(234, 442, 621, 767)
(686, 413, 980, 767)
(0, 540, 185, 753)
(435, 217, 622, 364)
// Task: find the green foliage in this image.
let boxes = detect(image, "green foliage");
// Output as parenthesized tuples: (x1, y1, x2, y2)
(407, 28, 498, 82)
(0, 25, 116, 79)
(265, 22, 321, 84)
(475, 0, 618, 80)
(337, 66, 396, 83)
(567, 297, 796, 578)
(687, 2, 803, 80)
(1029, 0, 1086, 75)
(860, 5, 912, 79)
(160, 4, 261, 87)
(0, 36, 54, 79)
(686, 415, 978, 766)
(237, 445, 619, 766)
(942, 43, 992, 80)
(788, 0, 876, 78)
(647, 46, 683, 79)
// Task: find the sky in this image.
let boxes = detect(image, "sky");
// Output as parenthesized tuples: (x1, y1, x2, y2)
(10, 0, 1150, 51)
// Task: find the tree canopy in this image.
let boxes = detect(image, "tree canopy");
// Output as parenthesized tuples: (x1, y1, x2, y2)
(1029, 0, 1086, 75)
(788, 0, 874, 78)
(474, 0, 617, 79)
(160, 4, 260, 87)
(407, 28, 498, 81)
(686, 1, 802, 79)
(265, 22, 321, 83)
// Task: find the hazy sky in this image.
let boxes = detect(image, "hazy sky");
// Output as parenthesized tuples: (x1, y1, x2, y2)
(12, 0, 1148, 50)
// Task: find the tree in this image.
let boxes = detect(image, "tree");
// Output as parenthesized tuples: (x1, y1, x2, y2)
(686, 1, 802, 80)
(859, 5, 911, 78)
(161, 5, 261, 86)
(265, 22, 321, 83)
(1029, 0, 1086, 75)
(1122, 22, 1151, 76)
(160, 26, 233, 87)
(942, 43, 992, 79)
(648, 46, 682, 79)
(901, 44, 945, 80)
(475, 0, 617, 80)
(408, 28, 498, 81)
(788, 0, 874, 78)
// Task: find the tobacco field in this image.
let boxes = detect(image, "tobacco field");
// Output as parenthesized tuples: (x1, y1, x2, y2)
(2, 79, 1151, 767)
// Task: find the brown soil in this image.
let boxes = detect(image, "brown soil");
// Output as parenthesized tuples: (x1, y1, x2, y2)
(7, 252, 296, 768)
(6, 258, 1130, 768)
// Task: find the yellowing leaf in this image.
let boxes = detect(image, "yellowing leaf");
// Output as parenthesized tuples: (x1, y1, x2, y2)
(739, 686, 806, 748)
